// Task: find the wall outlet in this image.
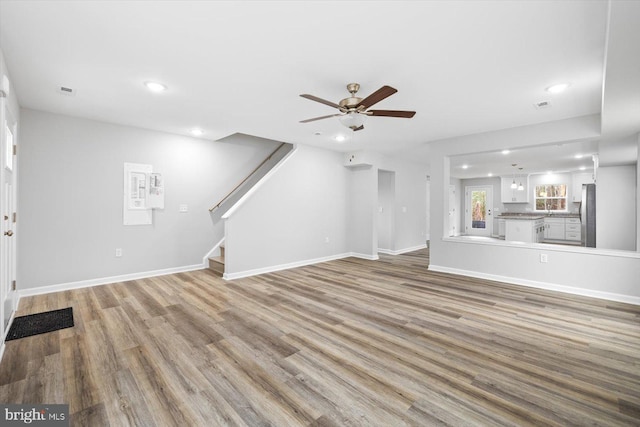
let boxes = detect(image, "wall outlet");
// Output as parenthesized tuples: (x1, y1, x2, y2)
(540, 253, 548, 263)
(179, 204, 188, 213)
(115, 248, 122, 257)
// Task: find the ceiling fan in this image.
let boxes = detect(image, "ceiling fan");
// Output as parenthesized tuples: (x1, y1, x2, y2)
(300, 83, 416, 131)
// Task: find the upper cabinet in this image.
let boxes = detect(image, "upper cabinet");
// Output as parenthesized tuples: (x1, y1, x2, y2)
(571, 172, 594, 202)
(501, 175, 530, 203)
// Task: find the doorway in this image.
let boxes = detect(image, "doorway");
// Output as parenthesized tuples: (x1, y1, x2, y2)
(377, 170, 395, 252)
(465, 185, 493, 237)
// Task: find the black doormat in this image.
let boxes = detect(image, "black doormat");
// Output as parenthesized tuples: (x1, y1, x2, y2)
(5, 307, 74, 341)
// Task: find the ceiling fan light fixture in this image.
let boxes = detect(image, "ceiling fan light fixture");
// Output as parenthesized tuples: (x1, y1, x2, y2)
(339, 112, 366, 131)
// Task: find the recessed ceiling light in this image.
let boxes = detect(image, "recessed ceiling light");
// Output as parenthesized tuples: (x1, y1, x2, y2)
(488, 173, 493, 177)
(334, 134, 346, 142)
(574, 154, 583, 159)
(144, 81, 167, 92)
(501, 150, 510, 155)
(461, 164, 469, 169)
(546, 83, 570, 94)
(547, 170, 553, 175)
(579, 166, 586, 171)
(190, 128, 204, 136)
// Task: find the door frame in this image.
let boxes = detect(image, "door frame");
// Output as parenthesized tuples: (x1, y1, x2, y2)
(464, 185, 493, 237)
(1, 95, 18, 339)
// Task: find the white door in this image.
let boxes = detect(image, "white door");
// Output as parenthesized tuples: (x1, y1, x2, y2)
(1, 104, 17, 333)
(465, 186, 493, 237)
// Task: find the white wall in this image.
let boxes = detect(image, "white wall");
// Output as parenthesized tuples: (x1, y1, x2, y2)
(223, 145, 351, 276)
(597, 164, 637, 251)
(430, 115, 640, 304)
(17, 109, 280, 289)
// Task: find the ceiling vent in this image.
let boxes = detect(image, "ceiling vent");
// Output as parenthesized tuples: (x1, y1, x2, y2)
(56, 86, 76, 96)
(534, 100, 551, 109)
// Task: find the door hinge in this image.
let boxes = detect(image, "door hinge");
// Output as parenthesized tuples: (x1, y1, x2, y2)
(11, 280, 16, 291)
(12, 212, 16, 223)
(12, 144, 16, 156)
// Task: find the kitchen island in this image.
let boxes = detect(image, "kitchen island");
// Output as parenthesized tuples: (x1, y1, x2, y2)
(502, 215, 546, 243)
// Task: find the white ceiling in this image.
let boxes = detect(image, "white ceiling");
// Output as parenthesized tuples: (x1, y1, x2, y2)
(0, 1, 638, 171)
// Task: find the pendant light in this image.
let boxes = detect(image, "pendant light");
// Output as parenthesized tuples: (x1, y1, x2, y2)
(518, 181, 524, 191)
(510, 164, 517, 189)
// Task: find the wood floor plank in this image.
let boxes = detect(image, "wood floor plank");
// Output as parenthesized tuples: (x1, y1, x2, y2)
(0, 248, 639, 426)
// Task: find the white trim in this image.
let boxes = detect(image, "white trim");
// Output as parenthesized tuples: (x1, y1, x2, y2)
(222, 145, 298, 219)
(428, 264, 640, 306)
(442, 236, 640, 259)
(378, 244, 428, 256)
(223, 252, 378, 280)
(17, 262, 206, 298)
(203, 237, 225, 265)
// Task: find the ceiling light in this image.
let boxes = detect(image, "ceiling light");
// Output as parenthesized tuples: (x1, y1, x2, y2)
(574, 154, 583, 159)
(511, 179, 517, 189)
(547, 171, 553, 175)
(462, 164, 469, 169)
(501, 150, 510, 155)
(144, 81, 167, 92)
(334, 134, 346, 142)
(579, 166, 586, 171)
(190, 128, 204, 136)
(338, 112, 365, 131)
(518, 182, 524, 191)
(546, 83, 570, 94)
(488, 173, 493, 177)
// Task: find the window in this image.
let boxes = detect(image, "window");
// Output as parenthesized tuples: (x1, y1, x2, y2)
(535, 184, 567, 211)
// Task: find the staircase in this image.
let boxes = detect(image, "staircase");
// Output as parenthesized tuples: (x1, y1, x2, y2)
(208, 244, 225, 276)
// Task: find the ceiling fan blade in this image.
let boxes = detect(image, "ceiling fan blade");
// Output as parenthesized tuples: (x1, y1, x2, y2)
(352, 125, 364, 132)
(357, 85, 397, 109)
(299, 113, 342, 123)
(369, 110, 416, 118)
(300, 94, 341, 110)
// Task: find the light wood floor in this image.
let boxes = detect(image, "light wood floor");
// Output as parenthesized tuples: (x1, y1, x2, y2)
(1, 249, 639, 426)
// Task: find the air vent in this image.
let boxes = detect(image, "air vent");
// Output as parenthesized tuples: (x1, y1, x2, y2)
(534, 100, 551, 109)
(56, 86, 76, 96)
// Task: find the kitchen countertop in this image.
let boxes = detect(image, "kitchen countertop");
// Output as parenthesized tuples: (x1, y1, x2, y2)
(498, 213, 579, 219)
(500, 215, 545, 221)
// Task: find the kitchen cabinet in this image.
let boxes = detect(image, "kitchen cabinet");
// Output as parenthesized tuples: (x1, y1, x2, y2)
(544, 217, 565, 240)
(501, 175, 530, 203)
(565, 217, 581, 241)
(571, 172, 594, 202)
(505, 217, 544, 243)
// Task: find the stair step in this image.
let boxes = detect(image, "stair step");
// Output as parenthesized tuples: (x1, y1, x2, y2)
(208, 256, 225, 276)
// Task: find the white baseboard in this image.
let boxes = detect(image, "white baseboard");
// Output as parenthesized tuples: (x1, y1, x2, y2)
(18, 262, 207, 299)
(378, 244, 428, 256)
(428, 264, 640, 306)
(223, 251, 380, 280)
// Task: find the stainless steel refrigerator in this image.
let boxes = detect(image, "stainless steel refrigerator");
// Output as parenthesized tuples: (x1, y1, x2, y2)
(580, 183, 596, 247)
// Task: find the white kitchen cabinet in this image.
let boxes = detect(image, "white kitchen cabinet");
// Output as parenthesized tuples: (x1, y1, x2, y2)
(501, 175, 530, 203)
(571, 172, 594, 202)
(565, 217, 581, 241)
(544, 217, 565, 240)
(505, 218, 544, 243)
